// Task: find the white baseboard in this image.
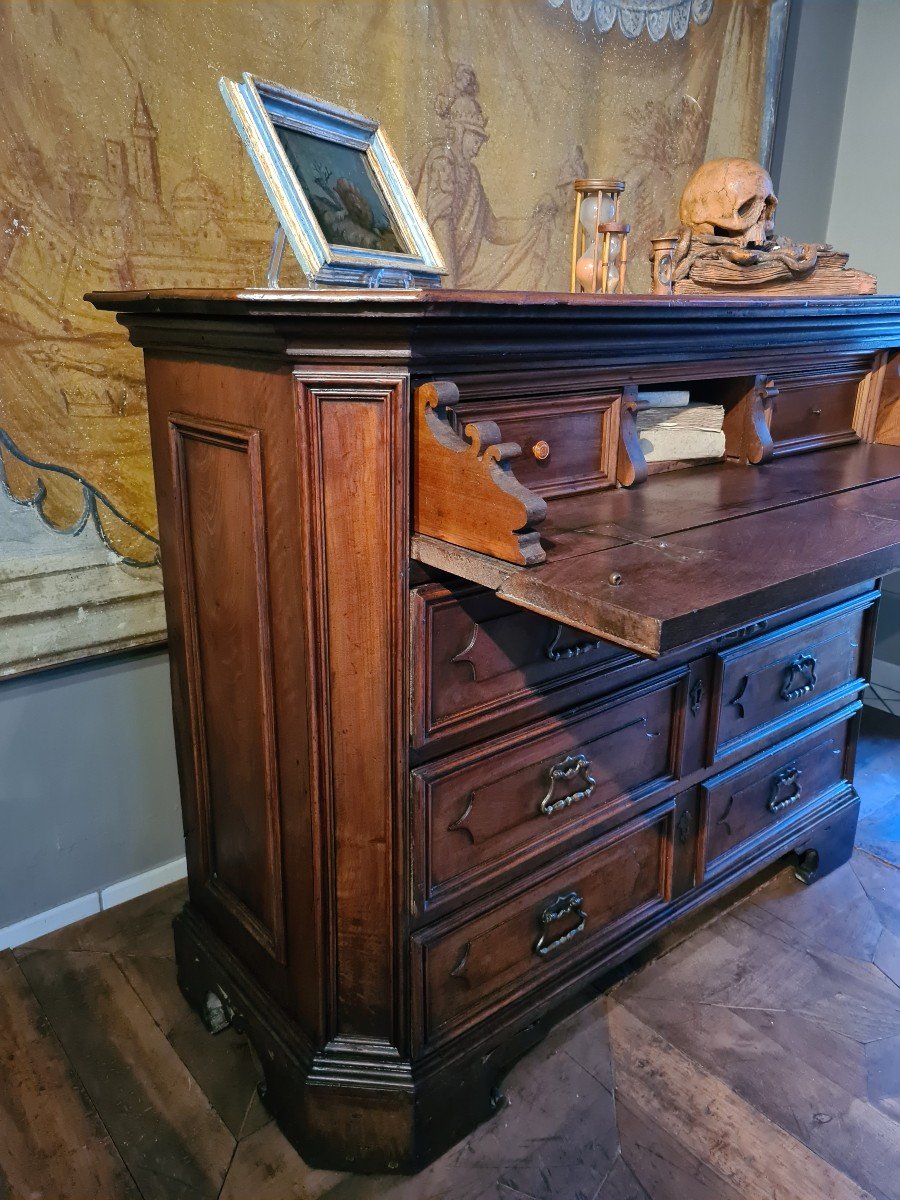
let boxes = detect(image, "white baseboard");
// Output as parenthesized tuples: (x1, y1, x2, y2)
(0, 892, 101, 952)
(0, 854, 187, 952)
(100, 855, 187, 910)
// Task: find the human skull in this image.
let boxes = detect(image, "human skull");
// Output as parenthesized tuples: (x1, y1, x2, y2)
(679, 158, 777, 248)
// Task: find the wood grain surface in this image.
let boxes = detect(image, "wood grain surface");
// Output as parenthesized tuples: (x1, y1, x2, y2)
(3, 712, 897, 1200)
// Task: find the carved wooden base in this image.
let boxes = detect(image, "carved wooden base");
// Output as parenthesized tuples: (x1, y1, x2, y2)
(172, 789, 859, 1174)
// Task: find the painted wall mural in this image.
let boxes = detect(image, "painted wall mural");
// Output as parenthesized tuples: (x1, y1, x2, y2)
(0, 0, 783, 676)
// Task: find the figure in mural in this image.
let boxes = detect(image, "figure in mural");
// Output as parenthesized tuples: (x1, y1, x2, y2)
(417, 65, 586, 290)
(417, 65, 519, 284)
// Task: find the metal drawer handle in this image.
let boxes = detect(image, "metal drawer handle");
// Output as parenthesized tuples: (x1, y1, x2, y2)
(534, 891, 587, 957)
(780, 654, 817, 702)
(545, 624, 604, 662)
(767, 765, 802, 813)
(539, 754, 596, 817)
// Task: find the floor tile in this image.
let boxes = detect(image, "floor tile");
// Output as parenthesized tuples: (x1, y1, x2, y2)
(865, 1034, 900, 1124)
(0, 950, 140, 1200)
(218, 1120, 344, 1200)
(617, 996, 899, 1199)
(593, 1154, 651, 1200)
(116, 951, 266, 1140)
(608, 1005, 875, 1200)
(737, 859, 882, 961)
(17, 947, 234, 1200)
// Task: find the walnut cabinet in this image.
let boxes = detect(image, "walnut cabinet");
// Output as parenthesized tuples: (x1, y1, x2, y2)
(89, 288, 900, 1173)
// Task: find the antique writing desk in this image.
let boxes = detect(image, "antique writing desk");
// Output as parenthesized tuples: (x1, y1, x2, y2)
(91, 288, 900, 1172)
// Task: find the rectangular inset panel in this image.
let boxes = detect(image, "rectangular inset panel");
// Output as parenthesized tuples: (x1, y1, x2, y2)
(411, 581, 635, 753)
(296, 374, 407, 1045)
(700, 708, 856, 881)
(414, 669, 686, 915)
(452, 393, 620, 498)
(171, 417, 284, 962)
(769, 357, 873, 456)
(711, 592, 874, 761)
(414, 804, 673, 1048)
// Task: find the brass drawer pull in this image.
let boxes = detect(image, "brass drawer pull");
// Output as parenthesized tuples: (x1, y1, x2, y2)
(540, 754, 596, 816)
(535, 891, 587, 957)
(780, 654, 817, 702)
(767, 765, 802, 813)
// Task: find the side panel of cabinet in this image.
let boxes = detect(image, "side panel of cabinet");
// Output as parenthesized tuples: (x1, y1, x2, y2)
(145, 356, 318, 1029)
(294, 370, 409, 1052)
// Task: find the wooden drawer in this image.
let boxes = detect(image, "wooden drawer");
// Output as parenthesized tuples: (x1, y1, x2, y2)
(700, 705, 858, 881)
(711, 592, 873, 761)
(411, 582, 635, 752)
(451, 391, 620, 498)
(413, 803, 673, 1048)
(414, 669, 686, 914)
(768, 357, 872, 456)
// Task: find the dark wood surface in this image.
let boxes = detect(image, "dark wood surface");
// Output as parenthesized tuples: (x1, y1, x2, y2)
(90, 287, 900, 1172)
(3, 709, 897, 1199)
(416, 463, 900, 657)
(413, 670, 684, 917)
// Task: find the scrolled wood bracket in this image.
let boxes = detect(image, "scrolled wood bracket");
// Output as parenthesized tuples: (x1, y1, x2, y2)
(746, 375, 777, 465)
(413, 380, 547, 565)
(616, 384, 648, 488)
(724, 373, 776, 465)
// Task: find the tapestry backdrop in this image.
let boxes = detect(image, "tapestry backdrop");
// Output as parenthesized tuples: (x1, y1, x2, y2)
(0, 0, 784, 675)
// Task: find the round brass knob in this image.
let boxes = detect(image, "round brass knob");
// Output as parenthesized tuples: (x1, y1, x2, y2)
(532, 439, 551, 461)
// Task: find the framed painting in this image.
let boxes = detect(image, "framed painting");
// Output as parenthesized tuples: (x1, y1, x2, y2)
(219, 74, 446, 287)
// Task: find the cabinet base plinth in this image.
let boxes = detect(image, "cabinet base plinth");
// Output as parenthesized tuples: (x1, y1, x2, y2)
(172, 906, 511, 1173)
(172, 790, 860, 1174)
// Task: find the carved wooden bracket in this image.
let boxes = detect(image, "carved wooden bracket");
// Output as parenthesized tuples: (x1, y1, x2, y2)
(874, 350, 900, 446)
(413, 380, 547, 566)
(616, 384, 648, 488)
(723, 373, 776, 465)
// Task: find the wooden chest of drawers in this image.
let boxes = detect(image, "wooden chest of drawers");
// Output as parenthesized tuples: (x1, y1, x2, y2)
(90, 288, 900, 1174)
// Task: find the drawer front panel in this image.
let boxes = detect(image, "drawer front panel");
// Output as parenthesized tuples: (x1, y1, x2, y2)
(451, 392, 620, 498)
(417, 804, 672, 1046)
(701, 708, 856, 878)
(416, 671, 685, 910)
(712, 593, 873, 760)
(412, 582, 635, 750)
(769, 357, 872, 455)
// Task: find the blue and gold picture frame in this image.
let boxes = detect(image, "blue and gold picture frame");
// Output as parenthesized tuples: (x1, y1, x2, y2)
(220, 73, 446, 287)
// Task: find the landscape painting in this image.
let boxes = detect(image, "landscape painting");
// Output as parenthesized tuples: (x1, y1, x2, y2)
(274, 124, 406, 253)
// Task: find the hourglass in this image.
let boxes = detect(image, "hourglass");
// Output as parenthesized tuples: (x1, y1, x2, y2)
(570, 180, 629, 294)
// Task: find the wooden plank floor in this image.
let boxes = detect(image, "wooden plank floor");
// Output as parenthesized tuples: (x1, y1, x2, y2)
(3, 710, 898, 1200)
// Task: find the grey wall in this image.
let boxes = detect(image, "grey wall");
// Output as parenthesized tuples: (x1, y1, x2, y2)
(827, 0, 900, 290)
(769, 0, 858, 242)
(0, 649, 183, 926)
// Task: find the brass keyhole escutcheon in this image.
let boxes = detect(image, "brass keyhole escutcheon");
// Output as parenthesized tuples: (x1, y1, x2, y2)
(532, 439, 551, 461)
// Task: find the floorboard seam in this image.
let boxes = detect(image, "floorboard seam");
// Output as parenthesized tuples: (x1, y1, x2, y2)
(614, 1015, 881, 1200)
(13, 949, 150, 1200)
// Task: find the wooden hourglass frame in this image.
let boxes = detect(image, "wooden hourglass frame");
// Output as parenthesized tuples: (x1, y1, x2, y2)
(570, 179, 629, 295)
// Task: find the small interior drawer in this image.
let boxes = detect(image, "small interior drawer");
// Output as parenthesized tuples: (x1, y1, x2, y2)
(450, 391, 620, 499)
(711, 592, 874, 760)
(411, 581, 635, 752)
(413, 669, 685, 914)
(413, 803, 672, 1048)
(700, 706, 857, 880)
(768, 357, 873, 455)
